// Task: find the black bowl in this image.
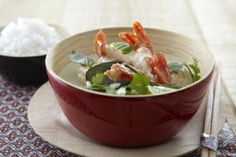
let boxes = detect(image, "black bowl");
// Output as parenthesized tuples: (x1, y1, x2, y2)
(0, 54, 47, 85)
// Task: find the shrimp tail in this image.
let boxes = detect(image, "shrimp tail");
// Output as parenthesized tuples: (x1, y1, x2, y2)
(118, 32, 140, 50)
(133, 21, 153, 52)
(94, 30, 107, 56)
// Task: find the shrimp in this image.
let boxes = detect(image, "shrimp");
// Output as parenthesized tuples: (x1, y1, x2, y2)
(104, 63, 133, 81)
(119, 21, 153, 52)
(94, 30, 130, 63)
(94, 22, 170, 84)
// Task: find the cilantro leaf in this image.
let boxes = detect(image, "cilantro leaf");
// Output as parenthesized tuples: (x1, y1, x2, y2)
(185, 58, 201, 82)
(70, 50, 94, 67)
(91, 73, 105, 84)
(86, 73, 106, 92)
(110, 42, 133, 54)
(127, 73, 151, 95)
(168, 62, 185, 73)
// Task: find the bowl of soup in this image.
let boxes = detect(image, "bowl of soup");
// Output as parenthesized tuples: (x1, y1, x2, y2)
(46, 22, 214, 147)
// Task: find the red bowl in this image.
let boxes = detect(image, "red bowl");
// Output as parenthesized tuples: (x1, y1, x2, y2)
(45, 28, 214, 147)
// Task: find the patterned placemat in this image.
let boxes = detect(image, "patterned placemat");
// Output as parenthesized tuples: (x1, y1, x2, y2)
(0, 74, 200, 157)
(0, 75, 79, 157)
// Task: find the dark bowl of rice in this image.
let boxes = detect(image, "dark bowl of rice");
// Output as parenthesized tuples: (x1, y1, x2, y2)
(0, 18, 69, 85)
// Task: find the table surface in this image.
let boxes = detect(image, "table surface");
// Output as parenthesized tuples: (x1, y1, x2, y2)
(0, 0, 236, 156)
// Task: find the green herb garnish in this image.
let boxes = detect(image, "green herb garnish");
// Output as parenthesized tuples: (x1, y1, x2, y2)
(168, 59, 201, 82)
(110, 42, 133, 54)
(127, 73, 151, 95)
(88, 73, 121, 93)
(70, 50, 94, 67)
(86, 73, 106, 92)
(91, 73, 105, 84)
(87, 72, 176, 95)
(185, 58, 201, 82)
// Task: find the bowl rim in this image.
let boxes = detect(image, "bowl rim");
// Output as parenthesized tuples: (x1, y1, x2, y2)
(0, 53, 46, 58)
(46, 27, 215, 98)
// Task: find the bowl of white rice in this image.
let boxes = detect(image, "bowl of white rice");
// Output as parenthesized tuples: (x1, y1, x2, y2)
(0, 18, 69, 85)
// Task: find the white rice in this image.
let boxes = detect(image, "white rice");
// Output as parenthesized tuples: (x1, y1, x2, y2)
(0, 17, 61, 56)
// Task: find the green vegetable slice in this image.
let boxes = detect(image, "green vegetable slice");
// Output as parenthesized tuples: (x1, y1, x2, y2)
(70, 50, 94, 67)
(110, 42, 133, 54)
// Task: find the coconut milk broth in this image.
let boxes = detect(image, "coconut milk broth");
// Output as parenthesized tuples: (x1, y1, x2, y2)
(58, 54, 185, 88)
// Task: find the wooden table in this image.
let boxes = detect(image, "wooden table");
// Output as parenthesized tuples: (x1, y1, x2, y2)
(0, 0, 236, 156)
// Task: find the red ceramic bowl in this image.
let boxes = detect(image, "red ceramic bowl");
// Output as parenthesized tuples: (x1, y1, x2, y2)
(45, 28, 214, 147)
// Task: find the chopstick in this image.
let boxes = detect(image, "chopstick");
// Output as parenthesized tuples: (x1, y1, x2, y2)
(201, 64, 221, 157)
